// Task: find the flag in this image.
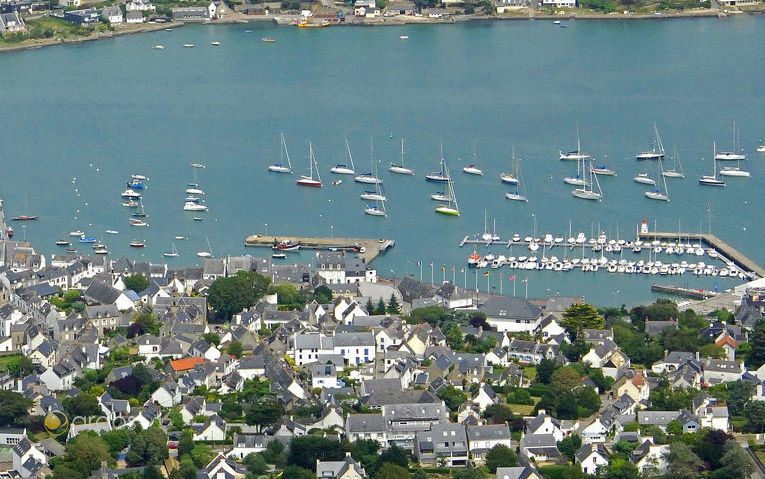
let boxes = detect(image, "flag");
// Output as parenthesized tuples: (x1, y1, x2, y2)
(509, 275, 515, 280)
(416, 261, 421, 266)
(483, 272, 489, 276)
(451, 266, 455, 271)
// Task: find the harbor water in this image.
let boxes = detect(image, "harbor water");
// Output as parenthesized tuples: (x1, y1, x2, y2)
(0, 17, 763, 305)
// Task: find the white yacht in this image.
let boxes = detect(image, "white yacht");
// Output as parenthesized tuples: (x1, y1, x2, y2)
(268, 132, 293, 173)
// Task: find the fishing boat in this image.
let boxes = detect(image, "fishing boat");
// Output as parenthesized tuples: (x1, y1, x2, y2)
(563, 157, 586, 186)
(355, 136, 383, 184)
(331, 138, 356, 175)
(70, 230, 85, 237)
(645, 157, 670, 201)
(468, 250, 481, 266)
(633, 173, 656, 185)
(297, 142, 323, 187)
(79, 237, 97, 243)
(211, 41, 221, 46)
(434, 163, 460, 216)
(129, 240, 145, 248)
(560, 125, 591, 161)
(636, 123, 665, 160)
(130, 218, 148, 227)
(389, 139, 415, 175)
(56, 240, 70, 246)
(663, 150, 685, 178)
(426, 144, 450, 183)
(462, 143, 483, 175)
(272, 252, 287, 259)
(163, 244, 179, 258)
(699, 142, 726, 187)
(122, 200, 139, 208)
(715, 121, 746, 161)
(262, 37, 276, 43)
(121, 189, 141, 199)
(572, 162, 603, 200)
(272, 240, 300, 251)
(196, 236, 213, 258)
(184, 202, 208, 211)
(505, 154, 528, 202)
(127, 178, 144, 189)
(269, 133, 293, 173)
(106, 230, 119, 234)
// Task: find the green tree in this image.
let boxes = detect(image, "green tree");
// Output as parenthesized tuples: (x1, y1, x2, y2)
(557, 434, 582, 463)
(453, 470, 485, 479)
(282, 466, 316, 479)
(536, 358, 559, 384)
(179, 456, 198, 479)
(749, 319, 765, 369)
(666, 441, 703, 479)
(483, 404, 515, 423)
(406, 306, 451, 326)
(208, 271, 271, 321)
(726, 380, 754, 415)
(169, 409, 185, 430)
(574, 387, 601, 417)
(190, 443, 215, 468)
(262, 439, 286, 466)
(378, 445, 408, 468)
(386, 294, 401, 314)
(124, 274, 149, 292)
(244, 453, 268, 475)
(178, 429, 195, 458)
(6, 355, 34, 378)
(374, 463, 408, 479)
(202, 332, 221, 346)
(443, 322, 464, 350)
(666, 419, 683, 437)
(0, 390, 32, 426)
(270, 283, 306, 311)
(142, 465, 164, 479)
(313, 285, 333, 304)
(65, 392, 103, 418)
(745, 400, 765, 432)
(550, 366, 583, 394)
(485, 444, 517, 472)
(436, 386, 467, 411)
(599, 457, 640, 479)
(376, 298, 387, 315)
(562, 303, 603, 340)
(714, 441, 754, 479)
(102, 428, 132, 456)
(65, 431, 112, 473)
(699, 343, 725, 359)
(588, 368, 613, 394)
(125, 426, 169, 466)
(246, 399, 283, 432)
(287, 436, 346, 470)
(227, 340, 243, 358)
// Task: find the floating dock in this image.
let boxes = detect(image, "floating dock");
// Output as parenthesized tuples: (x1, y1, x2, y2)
(638, 232, 764, 278)
(244, 234, 394, 265)
(651, 284, 719, 300)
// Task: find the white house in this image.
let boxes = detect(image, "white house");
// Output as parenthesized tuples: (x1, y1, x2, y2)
(311, 363, 339, 389)
(290, 332, 334, 366)
(541, 0, 575, 7)
(101, 5, 123, 23)
(467, 424, 512, 464)
(471, 383, 500, 413)
(150, 381, 181, 408)
(478, 297, 543, 333)
(12, 438, 46, 478)
(193, 415, 226, 441)
(524, 410, 564, 442)
(576, 444, 609, 475)
(39, 361, 77, 391)
(581, 418, 608, 444)
(333, 332, 375, 366)
(136, 334, 161, 358)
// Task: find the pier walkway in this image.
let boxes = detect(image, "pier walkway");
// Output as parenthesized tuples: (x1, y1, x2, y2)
(244, 234, 394, 265)
(638, 232, 765, 278)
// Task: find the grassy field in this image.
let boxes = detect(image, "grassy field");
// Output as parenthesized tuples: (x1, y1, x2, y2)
(524, 366, 537, 382)
(507, 396, 541, 416)
(0, 353, 22, 372)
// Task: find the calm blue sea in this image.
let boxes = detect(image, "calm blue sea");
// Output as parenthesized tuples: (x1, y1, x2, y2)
(0, 17, 763, 306)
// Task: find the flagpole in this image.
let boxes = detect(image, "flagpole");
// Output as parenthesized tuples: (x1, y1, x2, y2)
(463, 269, 467, 289)
(452, 267, 456, 284)
(430, 264, 434, 284)
(486, 271, 490, 292)
(525, 276, 528, 299)
(419, 262, 423, 282)
(442, 266, 445, 284)
(500, 272, 502, 295)
(475, 268, 478, 293)
(513, 277, 516, 297)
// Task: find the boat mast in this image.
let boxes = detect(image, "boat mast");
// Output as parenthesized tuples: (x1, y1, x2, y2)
(401, 139, 405, 167)
(345, 138, 355, 171)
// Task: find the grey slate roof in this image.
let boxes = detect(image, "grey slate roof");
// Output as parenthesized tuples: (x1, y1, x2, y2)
(478, 296, 541, 320)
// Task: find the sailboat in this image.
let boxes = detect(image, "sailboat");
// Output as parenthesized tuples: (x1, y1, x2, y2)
(698, 142, 726, 187)
(425, 143, 450, 183)
(364, 165, 387, 217)
(297, 142, 322, 187)
(355, 136, 383, 184)
(633, 173, 656, 186)
(592, 153, 616, 176)
(636, 123, 665, 160)
(462, 143, 483, 175)
(645, 157, 670, 201)
(505, 156, 528, 202)
(361, 164, 387, 201)
(12, 196, 39, 221)
(132, 200, 148, 218)
(435, 163, 460, 216)
(389, 139, 414, 175)
(572, 162, 603, 200)
(186, 165, 205, 195)
(563, 157, 586, 186)
(163, 243, 179, 258)
(500, 148, 520, 185)
(331, 138, 356, 175)
(715, 121, 746, 161)
(560, 125, 591, 161)
(663, 150, 685, 178)
(196, 236, 213, 258)
(268, 133, 293, 173)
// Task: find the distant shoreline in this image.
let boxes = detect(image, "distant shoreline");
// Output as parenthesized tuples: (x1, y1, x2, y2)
(0, 7, 762, 55)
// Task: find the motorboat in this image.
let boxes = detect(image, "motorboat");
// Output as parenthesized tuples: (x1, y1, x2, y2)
(122, 200, 139, 207)
(272, 252, 287, 259)
(56, 240, 70, 246)
(127, 178, 144, 189)
(70, 230, 85, 237)
(183, 202, 208, 211)
(211, 41, 221, 46)
(463, 165, 483, 175)
(272, 240, 300, 251)
(121, 189, 141, 199)
(130, 218, 148, 227)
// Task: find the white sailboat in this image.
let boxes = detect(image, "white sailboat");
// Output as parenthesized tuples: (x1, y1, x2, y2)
(592, 154, 616, 176)
(163, 243, 179, 258)
(331, 138, 356, 175)
(715, 121, 746, 161)
(426, 143, 450, 183)
(699, 142, 726, 187)
(563, 157, 586, 186)
(355, 136, 383, 184)
(268, 132, 293, 173)
(560, 125, 591, 161)
(297, 142, 322, 187)
(462, 143, 483, 175)
(663, 150, 685, 178)
(186, 164, 205, 195)
(645, 157, 670, 201)
(636, 123, 665, 160)
(364, 164, 387, 217)
(505, 153, 528, 202)
(389, 138, 415, 175)
(435, 163, 459, 216)
(196, 236, 213, 258)
(572, 162, 603, 200)
(500, 148, 520, 185)
(633, 173, 656, 186)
